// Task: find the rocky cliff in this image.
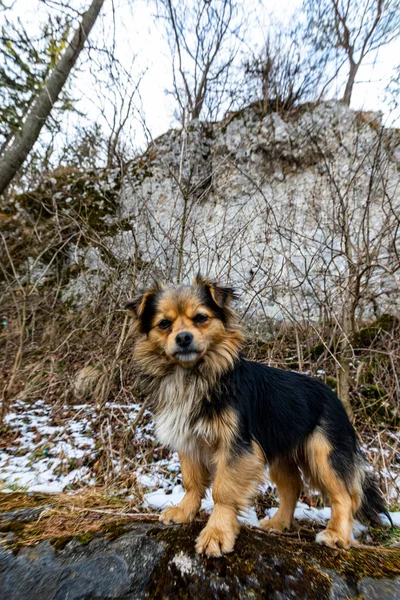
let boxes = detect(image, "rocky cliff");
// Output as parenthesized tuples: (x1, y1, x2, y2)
(55, 101, 400, 323)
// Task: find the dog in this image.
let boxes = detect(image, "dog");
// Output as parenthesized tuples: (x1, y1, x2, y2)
(126, 275, 391, 557)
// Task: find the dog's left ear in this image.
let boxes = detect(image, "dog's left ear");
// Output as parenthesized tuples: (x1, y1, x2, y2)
(194, 274, 236, 307)
(209, 282, 235, 307)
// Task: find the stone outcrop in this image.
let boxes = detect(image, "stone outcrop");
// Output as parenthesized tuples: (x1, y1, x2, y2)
(56, 102, 399, 322)
(1, 499, 400, 599)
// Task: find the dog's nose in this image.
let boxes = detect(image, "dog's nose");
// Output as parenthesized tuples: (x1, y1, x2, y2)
(176, 332, 193, 348)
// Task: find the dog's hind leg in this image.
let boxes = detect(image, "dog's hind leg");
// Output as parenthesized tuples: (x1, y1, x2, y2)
(160, 452, 210, 524)
(306, 430, 354, 549)
(196, 442, 265, 557)
(259, 459, 302, 532)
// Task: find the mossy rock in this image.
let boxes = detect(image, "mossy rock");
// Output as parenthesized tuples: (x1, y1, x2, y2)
(355, 314, 400, 348)
(1, 519, 400, 599)
(360, 385, 386, 401)
(1, 492, 400, 599)
(357, 386, 399, 425)
(307, 341, 328, 360)
(14, 168, 121, 232)
(325, 376, 337, 392)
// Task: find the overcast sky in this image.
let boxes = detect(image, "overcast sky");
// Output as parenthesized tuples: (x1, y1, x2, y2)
(100, 0, 400, 145)
(3, 0, 400, 155)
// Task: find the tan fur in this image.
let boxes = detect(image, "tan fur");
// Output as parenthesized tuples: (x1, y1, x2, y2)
(195, 406, 239, 448)
(160, 453, 211, 524)
(133, 284, 244, 384)
(197, 441, 265, 557)
(305, 429, 356, 549)
(260, 459, 302, 532)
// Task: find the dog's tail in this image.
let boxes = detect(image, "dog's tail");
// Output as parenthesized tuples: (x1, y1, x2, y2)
(356, 468, 393, 527)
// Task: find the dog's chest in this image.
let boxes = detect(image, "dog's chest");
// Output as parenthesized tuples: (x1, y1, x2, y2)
(155, 372, 211, 454)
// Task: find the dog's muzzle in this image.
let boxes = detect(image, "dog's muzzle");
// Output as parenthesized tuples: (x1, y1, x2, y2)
(174, 332, 199, 362)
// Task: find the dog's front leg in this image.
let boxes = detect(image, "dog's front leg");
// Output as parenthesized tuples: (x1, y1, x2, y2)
(196, 443, 265, 557)
(160, 453, 210, 524)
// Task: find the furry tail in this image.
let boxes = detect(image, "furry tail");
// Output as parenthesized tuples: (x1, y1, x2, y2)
(356, 470, 393, 527)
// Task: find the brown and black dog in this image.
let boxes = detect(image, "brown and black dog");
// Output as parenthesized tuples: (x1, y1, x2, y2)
(126, 275, 390, 557)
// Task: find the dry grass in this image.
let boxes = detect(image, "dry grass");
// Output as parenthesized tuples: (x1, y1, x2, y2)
(0, 169, 399, 502)
(0, 487, 160, 549)
(1, 288, 399, 498)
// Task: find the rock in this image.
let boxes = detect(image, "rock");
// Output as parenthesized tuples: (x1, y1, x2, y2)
(358, 576, 400, 600)
(57, 102, 399, 321)
(7, 102, 400, 322)
(1, 507, 400, 599)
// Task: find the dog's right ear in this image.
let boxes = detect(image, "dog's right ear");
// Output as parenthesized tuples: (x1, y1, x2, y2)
(124, 293, 149, 318)
(124, 283, 162, 333)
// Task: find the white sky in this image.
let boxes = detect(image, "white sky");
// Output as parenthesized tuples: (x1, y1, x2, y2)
(89, 0, 400, 145)
(3, 0, 400, 155)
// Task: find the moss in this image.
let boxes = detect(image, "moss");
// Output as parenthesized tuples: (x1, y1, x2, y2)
(307, 342, 326, 359)
(101, 520, 130, 540)
(0, 521, 26, 534)
(360, 385, 386, 400)
(50, 535, 74, 550)
(325, 376, 337, 391)
(355, 314, 400, 348)
(146, 523, 400, 599)
(76, 531, 97, 545)
(358, 525, 400, 547)
(355, 383, 400, 425)
(15, 168, 121, 233)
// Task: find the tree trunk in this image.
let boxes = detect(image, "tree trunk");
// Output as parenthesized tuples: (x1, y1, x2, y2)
(342, 60, 359, 106)
(337, 301, 354, 421)
(0, 0, 105, 196)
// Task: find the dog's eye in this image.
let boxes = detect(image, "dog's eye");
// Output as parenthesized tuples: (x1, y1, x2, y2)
(158, 319, 172, 330)
(193, 314, 209, 324)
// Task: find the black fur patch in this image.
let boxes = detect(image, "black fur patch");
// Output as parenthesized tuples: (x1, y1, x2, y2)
(128, 291, 161, 334)
(197, 285, 230, 323)
(195, 355, 360, 472)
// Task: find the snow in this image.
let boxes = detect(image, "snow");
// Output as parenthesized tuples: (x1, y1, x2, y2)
(1, 397, 399, 540)
(382, 512, 400, 527)
(144, 486, 259, 527)
(144, 490, 389, 538)
(0, 398, 96, 493)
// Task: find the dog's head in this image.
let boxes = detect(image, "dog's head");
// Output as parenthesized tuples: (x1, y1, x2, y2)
(126, 275, 243, 374)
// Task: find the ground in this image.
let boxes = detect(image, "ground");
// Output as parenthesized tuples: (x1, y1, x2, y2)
(1, 398, 400, 536)
(1, 391, 400, 598)
(1, 493, 400, 599)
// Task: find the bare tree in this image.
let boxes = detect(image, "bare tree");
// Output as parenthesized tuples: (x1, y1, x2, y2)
(158, 0, 240, 125)
(0, 0, 105, 195)
(303, 0, 400, 105)
(243, 27, 329, 114)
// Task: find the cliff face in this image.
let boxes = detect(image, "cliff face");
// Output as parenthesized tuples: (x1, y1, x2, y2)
(58, 101, 399, 323)
(8, 102, 398, 324)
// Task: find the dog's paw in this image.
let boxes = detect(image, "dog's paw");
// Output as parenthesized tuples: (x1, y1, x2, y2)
(159, 505, 193, 524)
(196, 524, 237, 557)
(259, 516, 291, 532)
(315, 529, 351, 549)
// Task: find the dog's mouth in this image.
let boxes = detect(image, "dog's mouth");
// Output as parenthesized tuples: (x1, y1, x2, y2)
(173, 350, 202, 363)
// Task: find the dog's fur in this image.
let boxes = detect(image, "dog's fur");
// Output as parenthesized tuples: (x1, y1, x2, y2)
(126, 275, 391, 557)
